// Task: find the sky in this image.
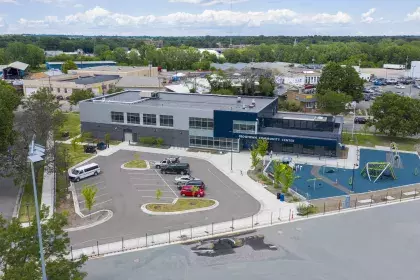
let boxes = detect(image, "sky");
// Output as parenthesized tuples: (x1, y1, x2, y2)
(0, 0, 420, 36)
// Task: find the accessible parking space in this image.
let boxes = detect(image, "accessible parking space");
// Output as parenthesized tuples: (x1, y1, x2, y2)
(69, 150, 260, 249)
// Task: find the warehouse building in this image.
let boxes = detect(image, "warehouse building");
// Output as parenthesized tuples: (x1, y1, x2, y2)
(80, 91, 343, 156)
(46, 61, 116, 70)
(68, 65, 159, 77)
(23, 74, 120, 97)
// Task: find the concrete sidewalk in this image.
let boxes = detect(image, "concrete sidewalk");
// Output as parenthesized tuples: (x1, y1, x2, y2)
(41, 133, 55, 219)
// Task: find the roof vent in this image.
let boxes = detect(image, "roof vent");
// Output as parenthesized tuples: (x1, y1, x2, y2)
(252, 99, 256, 105)
(249, 103, 255, 108)
(242, 104, 246, 109)
(237, 96, 242, 103)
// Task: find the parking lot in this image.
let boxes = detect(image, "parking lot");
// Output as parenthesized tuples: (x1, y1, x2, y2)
(69, 150, 260, 249)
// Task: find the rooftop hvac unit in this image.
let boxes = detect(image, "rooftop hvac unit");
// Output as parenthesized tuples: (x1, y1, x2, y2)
(242, 104, 246, 109)
(249, 103, 255, 108)
(252, 99, 256, 105)
(237, 96, 242, 103)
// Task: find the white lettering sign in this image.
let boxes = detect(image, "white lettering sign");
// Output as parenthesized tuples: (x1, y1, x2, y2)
(237, 134, 295, 143)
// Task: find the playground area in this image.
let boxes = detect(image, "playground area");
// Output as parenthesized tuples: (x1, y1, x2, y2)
(265, 145, 420, 200)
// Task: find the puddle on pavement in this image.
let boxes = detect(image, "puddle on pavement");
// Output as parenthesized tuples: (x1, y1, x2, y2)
(190, 234, 277, 257)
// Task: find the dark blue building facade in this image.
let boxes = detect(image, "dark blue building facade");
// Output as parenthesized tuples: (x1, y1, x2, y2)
(46, 61, 117, 70)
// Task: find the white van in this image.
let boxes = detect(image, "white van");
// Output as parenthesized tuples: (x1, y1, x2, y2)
(69, 163, 100, 182)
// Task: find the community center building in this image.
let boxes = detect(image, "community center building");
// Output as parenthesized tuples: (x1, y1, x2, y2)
(80, 91, 343, 156)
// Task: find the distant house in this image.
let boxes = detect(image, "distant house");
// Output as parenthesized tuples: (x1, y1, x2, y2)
(1, 61, 29, 80)
(286, 87, 317, 112)
(46, 61, 116, 70)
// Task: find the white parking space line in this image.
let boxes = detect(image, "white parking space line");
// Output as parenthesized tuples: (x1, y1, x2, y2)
(129, 175, 161, 179)
(140, 196, 175, 200)
(78, 193, 110, 203)
(137, 190, 174, 193)
(154, 170, 178, 198)
(80, 199, 113, 211)
(132, 183, 165, 186)
(208, 168, 241, 198)
(132, 178, 163, 181)
(127, 172, 156, 175)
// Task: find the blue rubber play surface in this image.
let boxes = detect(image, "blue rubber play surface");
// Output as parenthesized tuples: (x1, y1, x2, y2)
(268, 148, 420, 200)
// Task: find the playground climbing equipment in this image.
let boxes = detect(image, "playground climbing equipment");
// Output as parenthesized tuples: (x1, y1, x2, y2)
(361, 162, 397, 183)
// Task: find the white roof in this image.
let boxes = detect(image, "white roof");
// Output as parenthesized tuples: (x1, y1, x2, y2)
(7, 61, 29, 71)
(75, 163, 99, 170)
(165, 84, 190, 93)
(116, 76, 161, 88)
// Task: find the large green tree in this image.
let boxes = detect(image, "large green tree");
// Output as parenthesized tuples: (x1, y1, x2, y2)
(0, 209, 87, 280)
(0, 81, 21, 154)
(316, 90, 352, 115)
(369, 93, 420, 137)
(69, 89, 94, 105)
(315, 62, 364, 101)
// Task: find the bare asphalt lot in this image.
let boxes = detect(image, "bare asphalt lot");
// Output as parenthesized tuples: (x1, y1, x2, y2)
(83, 200, 420, 280)
(69, 150, 260, 249)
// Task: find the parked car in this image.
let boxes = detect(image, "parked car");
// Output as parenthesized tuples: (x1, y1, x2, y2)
(56, 95, 64, 100)
(179, 179, 206, 190)
(395, 84, 405, 89)
(69, 163, 100, 182)
(84, 144, 96, 154)
(155, 157, 180, 169)
(161, 163, 190, 175)
(180, 185, 205, 197)
(174, 175, 198, 185)
(354, 117, 367, 124)
(96, 142, 107, 150)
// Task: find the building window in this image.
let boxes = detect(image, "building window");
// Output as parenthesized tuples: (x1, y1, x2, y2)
(143, 114, 156, 126)
(302, 145, 315, 155)
(127, 113, 140, 124)
(111, 111, 124, 123)
(189, 117, 213, 130)
(189, 136, 239, 151)
(233, 120, 256, 133)
(160, 115, 173, 127)
(282, 143, 294, 153)
(305, 102, 314, 109)
(64, 88, 67, 94)
(57, 88, 60, 93)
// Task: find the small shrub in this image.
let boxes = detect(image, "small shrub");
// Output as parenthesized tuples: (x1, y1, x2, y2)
(139, 136, 157, 145)
(156, 137, 164, 147)
(297, 204, 318, 216)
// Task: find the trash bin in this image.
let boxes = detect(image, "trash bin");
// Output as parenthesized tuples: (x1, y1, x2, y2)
(280, 193, 285, 202)
(277, 193, 281, 200)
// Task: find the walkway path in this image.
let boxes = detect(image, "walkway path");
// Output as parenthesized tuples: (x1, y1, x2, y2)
(41, 133, 55, 219)
(311, 166, 351, 195)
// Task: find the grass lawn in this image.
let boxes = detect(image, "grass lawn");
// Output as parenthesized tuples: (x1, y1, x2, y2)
(18, 166, 44, 223)
(124, 160, 147, 168)
(145, 198, 215, 212)
(55, 113, 81, 141)
(58, 143, 94, 167)
(342, 132, 420, 151)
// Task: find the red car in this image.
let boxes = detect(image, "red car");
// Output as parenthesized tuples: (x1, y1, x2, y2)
(180, 185, 205, 197)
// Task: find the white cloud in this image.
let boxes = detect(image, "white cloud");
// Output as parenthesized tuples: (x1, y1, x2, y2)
(361, 8, 376, 23)
(406, 7, 420, 21)
(73, 3, 83, 8)
(0, 0, 18, 4)
(169, 0, 247, 6)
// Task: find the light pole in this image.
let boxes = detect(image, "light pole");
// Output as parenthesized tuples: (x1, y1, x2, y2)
(350, 101, 357, 141)
(27, 135, 48, 280)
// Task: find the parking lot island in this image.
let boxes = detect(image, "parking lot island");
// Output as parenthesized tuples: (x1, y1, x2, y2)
(122, 159, 149, 170)
(141, 198, 219, 215)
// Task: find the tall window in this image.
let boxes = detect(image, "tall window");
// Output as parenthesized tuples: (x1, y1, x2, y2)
(127, 113, 140, 124)
(160, 115, 173, 127)
(189, 117, 214, 130)
(111, 111, 124, 123)
(143, 114, 156, 126)
(233, 120, 256, 133)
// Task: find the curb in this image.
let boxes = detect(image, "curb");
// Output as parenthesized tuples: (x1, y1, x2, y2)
(120, 160, 150, 170)
(140, 198, 219, 215)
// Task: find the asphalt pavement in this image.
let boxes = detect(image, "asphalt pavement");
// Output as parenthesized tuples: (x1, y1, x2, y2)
(69, 150, 260, 249)
(0, 177, 19, 220)
(83, 200, 420, 280)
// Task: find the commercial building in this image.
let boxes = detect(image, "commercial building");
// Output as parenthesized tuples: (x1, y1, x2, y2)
(80, 91, 343, 156)
(23, 74, 120, 97)
(285, 87, 317, 112)
(68, 65, 159, 77)
(277, 70, 321, 87)
(115, 76, 163, 91)
(46, 61, 116, 70)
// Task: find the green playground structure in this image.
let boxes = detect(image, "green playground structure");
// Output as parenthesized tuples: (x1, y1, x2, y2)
(361, 162, 397, 183)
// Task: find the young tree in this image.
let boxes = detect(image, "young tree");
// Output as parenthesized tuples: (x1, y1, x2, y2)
(69, 89, 94, 105)
(316, 90, 352, 115)
(81, 184, 98, 216)
(0, 208, 88, 279)
(256, 139, 269, 159)
(156, 188, 162, 200)
(0, 81, 21, 154)
(61, 60, 78, 74)
(273, 161, 295, 193)
(250, 147, 260, 168)
(369, 93, 420, 137)
(104, 133, 110, 147)
(71, 137, 79, 152)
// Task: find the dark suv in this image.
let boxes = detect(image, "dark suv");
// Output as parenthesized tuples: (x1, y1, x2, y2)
(354, 117, 367, 124)
(161, 163, 190, 175)
(178, 179, 205, 190)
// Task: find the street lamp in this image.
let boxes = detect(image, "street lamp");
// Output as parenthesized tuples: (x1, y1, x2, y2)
(27, 135, 48, 280)
(350, 101, 357, 141)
